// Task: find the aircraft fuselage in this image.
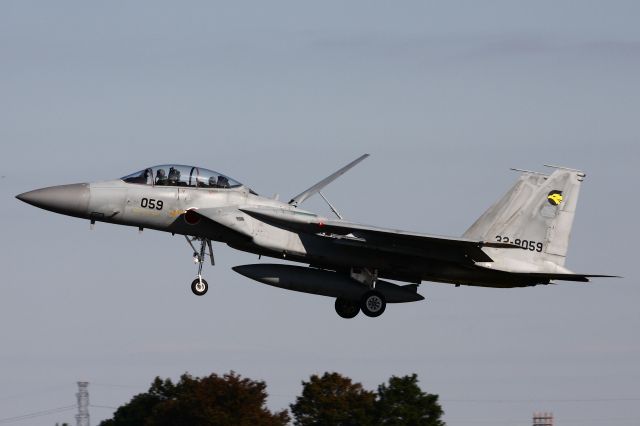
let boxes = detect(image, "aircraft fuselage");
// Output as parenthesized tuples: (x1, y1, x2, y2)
(19, 159, 606, 319)
(21, 179, 537, 289)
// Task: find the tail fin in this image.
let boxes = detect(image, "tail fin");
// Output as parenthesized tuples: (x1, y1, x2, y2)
(463, 167, 586, 268)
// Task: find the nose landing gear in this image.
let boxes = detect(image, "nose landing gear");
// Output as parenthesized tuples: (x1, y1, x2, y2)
(185, 236, 214, 296)
(191, 277, 208, 296)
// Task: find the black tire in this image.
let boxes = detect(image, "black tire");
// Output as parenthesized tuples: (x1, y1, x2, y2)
(191, 278, 208, 296)
(360, 291, 386, 317)
(335, 298, 360, 319)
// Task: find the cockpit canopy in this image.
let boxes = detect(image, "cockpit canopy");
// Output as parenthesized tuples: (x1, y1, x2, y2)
(121, 165, 243, 189)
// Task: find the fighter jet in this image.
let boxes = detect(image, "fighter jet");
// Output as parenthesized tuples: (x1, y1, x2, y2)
(15, 155, 615, 318)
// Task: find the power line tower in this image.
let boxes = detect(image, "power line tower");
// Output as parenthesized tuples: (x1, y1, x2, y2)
(532, 411, 553, 426)
(75, 381, 90, 426)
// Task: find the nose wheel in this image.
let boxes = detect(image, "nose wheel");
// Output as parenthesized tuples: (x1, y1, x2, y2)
(191, 277, 209, 296)
(185, 236, 214, 296)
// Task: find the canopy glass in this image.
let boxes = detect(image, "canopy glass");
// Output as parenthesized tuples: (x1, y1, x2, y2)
(121, 165, 242, 189)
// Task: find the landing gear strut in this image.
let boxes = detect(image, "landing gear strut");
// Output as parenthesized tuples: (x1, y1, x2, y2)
(350, 267, 387, 317)
(185, 236, 214, 296)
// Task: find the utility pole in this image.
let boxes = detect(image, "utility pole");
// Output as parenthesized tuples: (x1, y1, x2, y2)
(532, 411, 553, 426)
(75, 381, 90, 426)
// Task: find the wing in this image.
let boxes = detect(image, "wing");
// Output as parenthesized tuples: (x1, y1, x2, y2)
(240, 206, 515, 263)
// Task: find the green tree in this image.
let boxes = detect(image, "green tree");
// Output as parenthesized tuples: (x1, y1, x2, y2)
(290, 372, 376, 426)
(100, 377, 176, 426)
(375, 374, 445, 426)
(100, 372, 289, 426)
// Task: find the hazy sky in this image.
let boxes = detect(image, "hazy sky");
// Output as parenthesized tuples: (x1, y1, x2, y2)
(1, 1, 639, 425)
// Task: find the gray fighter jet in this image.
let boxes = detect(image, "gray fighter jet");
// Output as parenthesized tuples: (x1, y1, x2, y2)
(16, 155, 615, 318)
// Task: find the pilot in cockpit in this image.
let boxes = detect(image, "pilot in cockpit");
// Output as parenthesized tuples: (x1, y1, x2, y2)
(144, 168, 153, 185)
(168, 167, 180, 186)
(155, 169, 167, 185)
(208, 176, 218, 188)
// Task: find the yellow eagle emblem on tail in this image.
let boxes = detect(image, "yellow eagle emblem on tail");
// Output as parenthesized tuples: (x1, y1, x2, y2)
(547, 190, 563, 206)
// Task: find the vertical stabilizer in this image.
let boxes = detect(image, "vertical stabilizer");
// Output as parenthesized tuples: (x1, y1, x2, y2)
(463, 168, 585, 268)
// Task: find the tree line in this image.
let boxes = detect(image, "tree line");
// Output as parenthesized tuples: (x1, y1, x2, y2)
(97, 371, 445, 426)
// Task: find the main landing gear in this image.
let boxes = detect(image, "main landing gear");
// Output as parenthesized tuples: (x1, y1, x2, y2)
(360, 291, 386, 317)
(334, 291, 387, 319)
(185, 236, 214, 296)
(334, 267, 387, 319)
(335, 298, 360, 319)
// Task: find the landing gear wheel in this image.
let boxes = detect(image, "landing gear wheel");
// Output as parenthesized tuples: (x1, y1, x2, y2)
(191, 278, 208, 296)
(335, 298, 360, 319)
(360, 291, 386, 317)
(185, 236, 214, 296)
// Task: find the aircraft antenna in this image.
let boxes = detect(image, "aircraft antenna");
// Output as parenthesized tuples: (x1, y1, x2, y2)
(543, 164, 586, 177)
(509, 168, 548, 176)
(75, 381, 90, 426)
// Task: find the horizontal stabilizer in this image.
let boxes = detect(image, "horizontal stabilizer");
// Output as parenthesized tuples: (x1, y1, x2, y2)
(517, 273, 621, 283)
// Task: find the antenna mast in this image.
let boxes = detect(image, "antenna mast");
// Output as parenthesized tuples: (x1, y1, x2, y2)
(532, 412, 553, 426)
(75, 381, 90, 426)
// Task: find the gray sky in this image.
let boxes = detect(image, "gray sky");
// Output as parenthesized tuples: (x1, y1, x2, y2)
(1, 1, 638, 425)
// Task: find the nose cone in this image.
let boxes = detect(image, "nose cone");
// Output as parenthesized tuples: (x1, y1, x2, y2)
(16, 183, 90, 218)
